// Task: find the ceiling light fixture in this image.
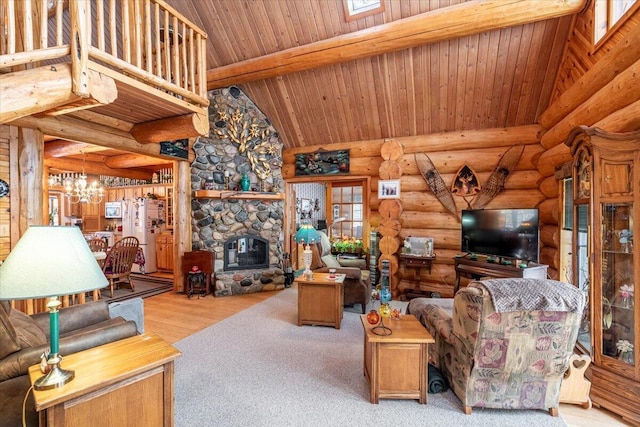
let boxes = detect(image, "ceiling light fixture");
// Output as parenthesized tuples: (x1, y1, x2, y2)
(62, 153, 104, 204)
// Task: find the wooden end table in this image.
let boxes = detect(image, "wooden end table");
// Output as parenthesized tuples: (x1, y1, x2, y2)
(296, 272, 345, 329)
(360, 314, 435, 404)
(28, 333, 181, 427)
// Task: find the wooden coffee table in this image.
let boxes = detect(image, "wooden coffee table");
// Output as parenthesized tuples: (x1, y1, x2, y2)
(360, 313, 435, 404)
(296, 272, 345, 329)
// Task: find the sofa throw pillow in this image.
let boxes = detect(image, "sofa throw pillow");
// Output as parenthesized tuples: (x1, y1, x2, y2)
(321, 254, 342, 269)
(0, 302, 21, 359)
(9, 309, 47, 349)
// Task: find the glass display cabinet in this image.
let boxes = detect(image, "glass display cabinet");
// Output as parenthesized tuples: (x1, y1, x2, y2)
(566, 126, 640, 424)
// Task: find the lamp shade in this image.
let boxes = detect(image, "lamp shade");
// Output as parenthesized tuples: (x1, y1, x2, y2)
(0, 226, 108, 299)
(295, 223, 319, 245)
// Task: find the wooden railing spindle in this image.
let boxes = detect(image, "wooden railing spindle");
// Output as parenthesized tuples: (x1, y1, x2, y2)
(96, 0, 105, 51)
(1, 0, 208, 107)
(109, 0, 116, 56)
(39, 0, 47, 49)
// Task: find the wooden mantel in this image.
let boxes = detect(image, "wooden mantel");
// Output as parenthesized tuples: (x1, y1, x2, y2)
(193, 190, 285, 200)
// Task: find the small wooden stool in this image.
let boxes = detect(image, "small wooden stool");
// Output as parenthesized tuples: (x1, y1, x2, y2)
(187, 270, 207, 299)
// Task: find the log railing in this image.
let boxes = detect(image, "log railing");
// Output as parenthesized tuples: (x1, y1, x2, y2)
(0, 0, 208, 108)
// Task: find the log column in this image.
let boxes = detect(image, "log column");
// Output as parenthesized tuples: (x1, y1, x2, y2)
(377, 139, 403, 298)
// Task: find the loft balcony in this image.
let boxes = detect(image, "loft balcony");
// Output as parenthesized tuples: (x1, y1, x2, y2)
(0, 0, 209, 143)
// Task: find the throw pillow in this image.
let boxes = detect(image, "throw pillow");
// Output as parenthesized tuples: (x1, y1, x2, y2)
(0, 302, 20, 359)
(321, 254, 341, 269)
(9, 309, 47, 349)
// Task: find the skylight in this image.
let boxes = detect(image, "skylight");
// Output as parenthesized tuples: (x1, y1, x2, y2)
(344, 0, 385, 22)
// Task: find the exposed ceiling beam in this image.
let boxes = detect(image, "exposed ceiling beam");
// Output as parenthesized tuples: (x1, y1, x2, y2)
(206, 0, 587, 89)
(0, 63, 117, 123)
(44, 140, 110, 158)
(104, 152, 174, 168)
(130, 113, 209, 144)
(11, 114, 195, 163)
(45, 157, 154, 180)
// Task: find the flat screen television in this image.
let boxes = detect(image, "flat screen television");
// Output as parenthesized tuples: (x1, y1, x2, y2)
(461, 208, 539, 263)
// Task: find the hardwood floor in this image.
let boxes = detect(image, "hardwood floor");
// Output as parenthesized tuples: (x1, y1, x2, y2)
(142, 289, 631, 427)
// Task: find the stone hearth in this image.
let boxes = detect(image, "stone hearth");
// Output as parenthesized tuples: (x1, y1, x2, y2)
(191, 87, 286, 296)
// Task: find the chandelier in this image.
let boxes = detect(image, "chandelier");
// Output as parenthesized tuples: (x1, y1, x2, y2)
(63, 174, 104, 204)
(49, 153, 104, 204)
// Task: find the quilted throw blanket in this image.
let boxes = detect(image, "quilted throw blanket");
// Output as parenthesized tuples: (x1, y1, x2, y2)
(473, 278, 585, 314)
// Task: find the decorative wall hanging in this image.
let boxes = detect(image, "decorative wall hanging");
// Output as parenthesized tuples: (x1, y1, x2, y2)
(295, 149, 350, 176)
(452, 164, 481, 209)
(213, 106, 281, 181)
(451, 165, 480, 196)
(415, 152, 458, 219)
(160, 138, 189, 159)
(378, 180, 401, 199)
(472, 145, 524, 209)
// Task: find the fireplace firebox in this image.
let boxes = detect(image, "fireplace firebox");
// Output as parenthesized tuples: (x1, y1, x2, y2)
(223, 235, 269, 271)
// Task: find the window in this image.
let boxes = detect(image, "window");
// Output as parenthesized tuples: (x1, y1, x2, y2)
(343, 0, 385, 22)
(330, 183, 363, 239)
(594, 0, 639, 46)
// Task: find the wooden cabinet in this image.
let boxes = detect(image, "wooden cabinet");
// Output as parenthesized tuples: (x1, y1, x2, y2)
(165, 186, 173, 229)
(566, 126, 640, 424)
(29, 333, 179, 427)
(156, 232, 174, 271)
(360, 314, 434, 404)
(296, 273, 344, 329)
(454, 256, 548, 294)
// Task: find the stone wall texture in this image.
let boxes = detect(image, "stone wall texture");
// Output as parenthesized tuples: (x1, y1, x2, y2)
(191, 87, 286, 296)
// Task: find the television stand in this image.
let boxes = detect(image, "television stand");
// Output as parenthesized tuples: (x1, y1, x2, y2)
(454, 256, 548, 294)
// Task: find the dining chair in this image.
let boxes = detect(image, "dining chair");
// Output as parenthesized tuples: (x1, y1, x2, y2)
(102, 236, 140, 298)
(87, 237, 108, 253)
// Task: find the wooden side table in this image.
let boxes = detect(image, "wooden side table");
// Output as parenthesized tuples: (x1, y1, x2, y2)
(360, 314, 435, 404)
(29, 333, 181, 427)
(182, 250, 214, 296)
(296, 273, 345, 329)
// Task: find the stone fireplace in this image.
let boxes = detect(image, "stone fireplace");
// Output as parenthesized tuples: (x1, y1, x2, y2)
(191, 86, 286, 296)
(224, 235, 269, 271)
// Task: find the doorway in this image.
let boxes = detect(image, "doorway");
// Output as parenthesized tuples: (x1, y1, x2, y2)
(285, 176, 370, 269)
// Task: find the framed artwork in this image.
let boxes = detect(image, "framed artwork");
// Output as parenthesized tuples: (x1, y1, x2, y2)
(333, 204, 340, 219)
(378, 180, 400, 199)
(301, 198, 310, 212)
(160, 138, 189, 159)
(425, 237, 434, 256)
(295, 149, 350, 176)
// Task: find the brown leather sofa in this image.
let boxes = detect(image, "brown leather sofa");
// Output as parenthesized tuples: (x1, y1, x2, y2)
(0, 300, 138, 427)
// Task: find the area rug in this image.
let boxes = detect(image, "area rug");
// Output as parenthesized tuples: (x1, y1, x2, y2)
(174, 289, 568, 427)
(90, 276, 172, 303)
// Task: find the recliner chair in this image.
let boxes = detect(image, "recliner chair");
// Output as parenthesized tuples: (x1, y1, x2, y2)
(407, 278, 585, 416)
(308, 231, 371, 314)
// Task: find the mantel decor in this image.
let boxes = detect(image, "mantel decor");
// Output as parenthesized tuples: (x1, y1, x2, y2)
(295, 149, 350, 176)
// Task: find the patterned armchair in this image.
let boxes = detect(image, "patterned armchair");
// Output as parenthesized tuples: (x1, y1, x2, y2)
(407, 278, 585, 416)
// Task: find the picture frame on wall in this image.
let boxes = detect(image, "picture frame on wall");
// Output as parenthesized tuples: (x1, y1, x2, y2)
(378, 180, 400, 199)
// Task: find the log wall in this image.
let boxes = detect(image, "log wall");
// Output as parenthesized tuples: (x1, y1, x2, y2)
(533, 8, 640, 282)
(283, 124, 544, 297)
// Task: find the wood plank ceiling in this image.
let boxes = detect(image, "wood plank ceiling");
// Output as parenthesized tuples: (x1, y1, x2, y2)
(43, 0, 577, 175)
(165, 0, 574, 149)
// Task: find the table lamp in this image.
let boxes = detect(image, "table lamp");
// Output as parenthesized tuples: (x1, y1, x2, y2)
(0, 226, 108, 390)
(295, 222, 320, 279)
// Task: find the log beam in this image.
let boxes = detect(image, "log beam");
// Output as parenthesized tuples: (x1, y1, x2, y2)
(206, 0, 586, 88)
(45, 157, 153, 180)
(0, 63, 117, 123)
(539, 27, 640, 129)
(540, 59, 640, 149)
(11, 114, 195, 163)
(44, 140, 110, 158)
(104, 152, 174, 169)
(130, 113, 209, 144)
